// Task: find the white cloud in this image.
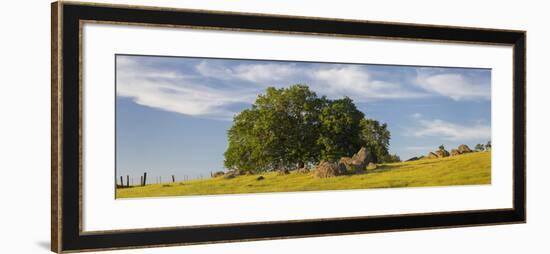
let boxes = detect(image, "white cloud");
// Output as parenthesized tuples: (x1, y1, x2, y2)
(233, 63, 299, 84)
(117, 58, 255, 120)
(135, 60, 430, 119)
(309, 66, 426, 101)
(415, 71, 490, 101)
(198, 61, 426, 101)
(412, 119, 491, 141)
(195, 61, 299, 85)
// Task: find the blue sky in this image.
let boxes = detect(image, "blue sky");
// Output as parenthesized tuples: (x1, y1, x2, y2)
(116, 54, 491, 182)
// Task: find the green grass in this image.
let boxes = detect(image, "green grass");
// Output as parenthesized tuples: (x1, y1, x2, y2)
(116, 151, 491, 198)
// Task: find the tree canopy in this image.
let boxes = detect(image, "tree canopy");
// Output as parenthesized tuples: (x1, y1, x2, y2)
(224, 85, 393, 173)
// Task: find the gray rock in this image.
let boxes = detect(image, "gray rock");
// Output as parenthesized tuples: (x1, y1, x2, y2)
(458, 144, 472, 154)
(435, 149, 450, 158)
(339, 147, 373, 172)
(314, 161, 346, 178)
(426, 152, 439, 159)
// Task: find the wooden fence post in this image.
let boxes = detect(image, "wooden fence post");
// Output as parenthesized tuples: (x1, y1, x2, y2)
(126, 175, 130, 187)
(120, 176, 123, 187)
(143, 172, 147, 186)
(172, 175, 175, 183)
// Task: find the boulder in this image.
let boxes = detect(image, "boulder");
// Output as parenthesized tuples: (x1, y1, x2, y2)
(458, 144, 472, 154)
(426, 152, 438, 159)
(339, 147, 373, 172)
(450, 149, 461, 156)
(352, 147, 373, 168)
(339, 157, 359, 171)
(314, 161, 346, 178)
(367, 162, 377, 170)
(256, 176, 265, 181)
(435, 149, 450, 158)
(212, 171, 225, 178)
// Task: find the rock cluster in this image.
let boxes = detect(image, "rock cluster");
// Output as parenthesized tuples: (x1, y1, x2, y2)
(314, 147, 374, 178)
(218, 147, 376, 179)
(422, 144, 474, 160)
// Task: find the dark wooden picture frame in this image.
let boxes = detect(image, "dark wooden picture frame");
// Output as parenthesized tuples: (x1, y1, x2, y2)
(51, 1, 526, 252)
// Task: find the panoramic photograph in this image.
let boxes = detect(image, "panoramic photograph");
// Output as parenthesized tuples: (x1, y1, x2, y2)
(115, 54, 492, 198)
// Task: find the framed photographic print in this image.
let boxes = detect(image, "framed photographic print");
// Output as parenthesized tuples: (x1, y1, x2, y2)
(51, 1, 526, 252)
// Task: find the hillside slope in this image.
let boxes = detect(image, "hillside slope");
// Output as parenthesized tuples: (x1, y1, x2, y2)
(116, 151, 491, 198)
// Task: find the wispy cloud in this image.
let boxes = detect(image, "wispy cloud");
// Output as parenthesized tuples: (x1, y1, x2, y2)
(308, 66, 426, 101)
(412, 118, 491, 141)
(117, 58, 255, 120)
(415, 68, 491, 101)
(195, 61, 299, 84)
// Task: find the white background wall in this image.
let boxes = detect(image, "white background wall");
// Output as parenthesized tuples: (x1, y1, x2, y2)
(0, 0, 548, 253)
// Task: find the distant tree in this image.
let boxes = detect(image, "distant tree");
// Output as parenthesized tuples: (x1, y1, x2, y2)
(359, 119, 391, 163)
(474, 143, 485, 151)
(438, 145, 445, 151)
(382, 154, 401, 163)
(485, 141, 492, 151)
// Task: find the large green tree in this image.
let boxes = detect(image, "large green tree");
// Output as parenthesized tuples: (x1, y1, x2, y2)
(224, 84, 394, 172)
(224, 85, 324, 172)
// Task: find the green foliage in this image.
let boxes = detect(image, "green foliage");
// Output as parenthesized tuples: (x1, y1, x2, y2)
(475, 143, 485, 151)
(224, 84, 393, 172)
(438, 144, 445, 151)
(317, 97, 364, 162)
(382, 153, 401, 163)
(485, 140, 492, 150)
(224, 85, 325, 172)
(359, 119, 391, 163)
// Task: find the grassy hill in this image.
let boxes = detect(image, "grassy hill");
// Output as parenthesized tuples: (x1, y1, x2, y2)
(116, 151, 491, 199)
